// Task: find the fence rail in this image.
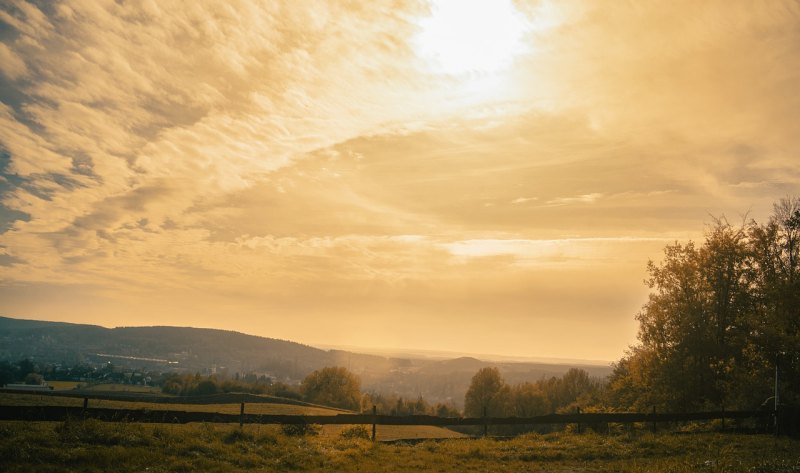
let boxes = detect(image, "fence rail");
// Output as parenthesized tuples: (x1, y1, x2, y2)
(0, 388, 326, 408)
(0, 404, 772, 428)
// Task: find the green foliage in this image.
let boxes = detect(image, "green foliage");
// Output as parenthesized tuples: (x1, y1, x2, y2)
(17, 359, 35, 379)
(465, 367, 603, 420)
(194, 379, 217, 395)
(160, 372, 301, 398)
(23, 372, 44, 385)
(300, 366, 361, 410)
(463, 366, 604, 435)
(0, 359, 41, 386)
(609, 197, 800, 411)
(464, 367, 510, 418)
(362, 392, 460, 417)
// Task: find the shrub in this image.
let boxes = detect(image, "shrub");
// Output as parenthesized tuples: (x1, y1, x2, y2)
(281, 423, 321, 436)
(223, 428, 255, 444)
(339, 425, 370, 440)
(300, 367, 361, 410)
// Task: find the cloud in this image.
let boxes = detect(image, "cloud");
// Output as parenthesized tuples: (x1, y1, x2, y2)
(545, 193, 603, 207)
(510, 197, 537, 204)
(441, 236, 674, 267)
(0, 0, 798, 360)
(0, 1, 437, 278)
(0, 43, 27, 80)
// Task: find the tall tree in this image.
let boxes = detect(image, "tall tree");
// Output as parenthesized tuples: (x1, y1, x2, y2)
(464, 367, 510, 417)
(300, 366, 361, 410)
(622, 219, 754, 410)
(609, 198, 800, 411)
(748, 197, 800, 404)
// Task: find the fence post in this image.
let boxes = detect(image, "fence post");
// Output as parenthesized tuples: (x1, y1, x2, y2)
(371, 405, 377, 442)
(83, 397, 88, 410)
(576, 407, 582, 434)
(721, 405, 725, 431)
(651, 406, 657, 434)
(483, 406, 488, 437)
(239, 402, 245, 428)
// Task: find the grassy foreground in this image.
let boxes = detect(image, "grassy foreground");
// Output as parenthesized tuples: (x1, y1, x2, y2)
(1, 419, 798, 472)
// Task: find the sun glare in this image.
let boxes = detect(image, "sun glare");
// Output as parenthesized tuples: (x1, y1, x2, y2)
(416, 0, 529, 75)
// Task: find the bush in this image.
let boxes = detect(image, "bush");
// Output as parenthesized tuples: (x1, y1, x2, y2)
(339, 425, 370, 440)
(300, 367, 361, 410)
(24, 373, 44, 385)
(223, 428, 255, 444)
(281, 423, 321, 437)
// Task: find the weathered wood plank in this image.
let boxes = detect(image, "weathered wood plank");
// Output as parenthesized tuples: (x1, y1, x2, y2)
(0, 405, 772, 426)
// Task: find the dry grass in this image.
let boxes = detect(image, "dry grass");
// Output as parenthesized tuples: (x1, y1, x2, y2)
(321, 424, 466, 441)
(0, 392, 464, 440)
(0, 420, 797, 472)
(45, 381, 83, 391)
(3, 391, 797, 471)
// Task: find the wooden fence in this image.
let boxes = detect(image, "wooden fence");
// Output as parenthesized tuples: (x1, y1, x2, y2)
(0, 388, 329, 408)
(0, 403, 774, 439)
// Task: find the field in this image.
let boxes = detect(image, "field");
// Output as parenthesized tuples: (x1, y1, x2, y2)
(1, 420, 798, 472)
(45, 381, 84, 391)
(0, 392, 465, 441)
(2, 391, 799, 472)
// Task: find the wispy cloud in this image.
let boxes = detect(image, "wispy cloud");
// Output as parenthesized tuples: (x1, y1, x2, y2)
(545, 193, 603, 206)
(510, 196, 538, 204)
(0, 0, 798, 359)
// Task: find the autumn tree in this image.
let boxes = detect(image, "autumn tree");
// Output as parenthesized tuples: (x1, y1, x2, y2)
(510, 382, 549, 417)
(608, 197, 800, 411)
(300, 366, 361, 410)
(622, 218, 751, 410)
(747, 197, 800, 404)
(464, 367, 510, 418)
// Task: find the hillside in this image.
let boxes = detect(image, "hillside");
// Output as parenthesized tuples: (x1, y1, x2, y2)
(0, 316, 331, 379)
(0, 316, 611, 406)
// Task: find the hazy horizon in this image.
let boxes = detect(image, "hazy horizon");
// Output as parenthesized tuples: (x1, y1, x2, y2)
(0, 314, 613, 365)
(1, 1, 798, 361)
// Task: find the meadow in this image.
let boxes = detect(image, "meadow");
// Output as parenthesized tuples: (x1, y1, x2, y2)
(1, 418, 798, 472)
(2, 389, 799, 472)
(0, 391, 465, 442)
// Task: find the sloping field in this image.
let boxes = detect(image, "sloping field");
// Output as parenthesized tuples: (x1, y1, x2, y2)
(0, 391, 466, 441)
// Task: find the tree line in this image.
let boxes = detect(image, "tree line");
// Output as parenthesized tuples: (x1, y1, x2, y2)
(464, 367, 603, 419)
(461, 197, 799, 421)
(607, 196, 800, 412)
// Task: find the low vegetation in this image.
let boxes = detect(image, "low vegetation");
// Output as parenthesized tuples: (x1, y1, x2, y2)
(1, 419, 798, 472)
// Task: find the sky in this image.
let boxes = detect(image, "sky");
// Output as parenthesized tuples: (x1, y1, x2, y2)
(1, 0, 798, 362)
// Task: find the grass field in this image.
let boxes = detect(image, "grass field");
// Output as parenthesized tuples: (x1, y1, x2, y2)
(79, 383, 162, 393)
(45, 381, 83, 391)
(0, 419, 797, 472)
(0, 392, 465, 441)
(2, 391, 798, 471)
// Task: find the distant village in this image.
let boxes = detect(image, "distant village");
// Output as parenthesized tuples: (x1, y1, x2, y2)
(0, 354, 296, 393)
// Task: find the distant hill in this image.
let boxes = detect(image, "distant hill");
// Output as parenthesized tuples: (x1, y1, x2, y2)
(0, 316, 331, 379)
(0, 315, 612, 407)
